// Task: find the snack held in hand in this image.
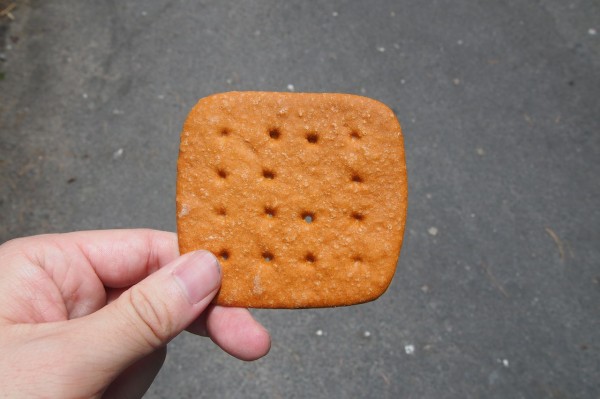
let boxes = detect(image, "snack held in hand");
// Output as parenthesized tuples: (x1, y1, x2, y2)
(177, 92, 407, 308)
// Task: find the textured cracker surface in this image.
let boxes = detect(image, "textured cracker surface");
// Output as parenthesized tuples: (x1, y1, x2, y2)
(177, 92, 407, 308)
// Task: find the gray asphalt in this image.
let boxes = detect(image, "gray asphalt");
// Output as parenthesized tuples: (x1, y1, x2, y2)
(1, 1, 599, 398)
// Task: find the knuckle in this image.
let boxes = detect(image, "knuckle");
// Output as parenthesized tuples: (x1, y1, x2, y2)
(126, 286, 174, 348)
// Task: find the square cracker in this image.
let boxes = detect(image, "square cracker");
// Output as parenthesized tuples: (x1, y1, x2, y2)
(177, 92, 407, 308)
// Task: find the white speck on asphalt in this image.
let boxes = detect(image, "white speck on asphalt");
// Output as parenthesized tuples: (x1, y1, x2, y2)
(476, 147, 485, 156)
(363, 331, 371, 338)
(457, 39, 464, 45)
(428, 227, 438, 236)
(502, 359, 509, 367)
(453, 78, 461, 85)
(287, 84, 295, 92)
(315, 329, 324, 336)
(377, 46, 386, 52)
(404, 344, 415, 355)
(82, 93, 88, 99)
(332, 11, 338, 17)
(589, 28, 597, 36)
(113, 148, 124, 160)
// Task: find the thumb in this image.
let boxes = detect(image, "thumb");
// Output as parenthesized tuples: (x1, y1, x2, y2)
(74, 250, 221, 374)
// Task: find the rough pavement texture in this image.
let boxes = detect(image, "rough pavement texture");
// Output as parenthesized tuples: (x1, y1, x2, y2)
(1, 1, 599, 398)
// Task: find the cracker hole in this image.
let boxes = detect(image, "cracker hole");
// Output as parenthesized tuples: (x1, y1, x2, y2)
(352, 255, 363, 263)
(306, 133, 319, 144)
(217, 168, 228, 179)
(215, 206, 227, 216)
(351, 173, 363, 183)
(305, 252, 316, 263)
(219, 250, 230, 260)
(220, 128, 230, 136)
(301, 211, 315, 223)
(262, 251, 274, 262)
(351, 212, 365, 221)
(350, 131, 361, 140)
(269, 128, 281, 139)
(264, 206, 277, 218)
(262, 169, 276, 179)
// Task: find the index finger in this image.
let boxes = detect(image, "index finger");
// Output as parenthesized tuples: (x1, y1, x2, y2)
(12, 229, 180, 288)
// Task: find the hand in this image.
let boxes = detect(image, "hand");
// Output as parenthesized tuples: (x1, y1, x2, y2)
(0, 229, 270, 398)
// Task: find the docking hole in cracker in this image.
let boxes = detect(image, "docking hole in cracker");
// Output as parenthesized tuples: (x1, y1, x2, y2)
(177, 92, 407, 308)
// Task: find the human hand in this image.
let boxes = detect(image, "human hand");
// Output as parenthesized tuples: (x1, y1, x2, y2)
(0, 229, 270, 398)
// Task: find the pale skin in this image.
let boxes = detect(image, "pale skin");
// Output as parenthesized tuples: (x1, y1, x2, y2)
(0, 229, 271, 398)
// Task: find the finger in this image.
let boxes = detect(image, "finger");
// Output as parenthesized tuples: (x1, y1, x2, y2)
(188, 306, 271, 361)
(102, 348, 167, 399)
(67, 250, 221, 377)
(60, 229, 179, 287)
(16, 229, 179, 288)
(1, 229, 180, 320)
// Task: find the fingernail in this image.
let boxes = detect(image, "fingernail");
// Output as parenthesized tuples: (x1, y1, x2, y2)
(173, 251, 221, 304)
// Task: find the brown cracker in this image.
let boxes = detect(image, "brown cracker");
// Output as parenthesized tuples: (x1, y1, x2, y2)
(177, 92, 407, 308)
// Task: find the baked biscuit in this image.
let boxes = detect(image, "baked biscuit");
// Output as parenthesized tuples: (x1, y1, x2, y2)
(177, 92, 407, 308)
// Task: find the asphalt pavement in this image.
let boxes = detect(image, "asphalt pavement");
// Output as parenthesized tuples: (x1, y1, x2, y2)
(1, 1, 599, 398)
